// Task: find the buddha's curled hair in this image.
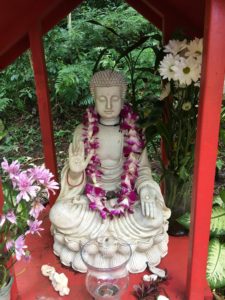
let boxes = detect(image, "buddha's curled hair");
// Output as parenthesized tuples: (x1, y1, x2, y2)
(90, 69, 127, 100)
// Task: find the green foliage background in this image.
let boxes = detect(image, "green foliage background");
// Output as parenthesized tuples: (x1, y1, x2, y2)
(0, 0, 161, 168)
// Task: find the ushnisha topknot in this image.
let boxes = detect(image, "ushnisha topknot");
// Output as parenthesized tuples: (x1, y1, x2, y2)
(90, 69, 127, 100)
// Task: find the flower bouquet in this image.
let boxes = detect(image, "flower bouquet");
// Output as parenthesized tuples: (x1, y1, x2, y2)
(0, 159, 58, 292)
(158, 38, 203, 233)
(143, 37, 203, 234)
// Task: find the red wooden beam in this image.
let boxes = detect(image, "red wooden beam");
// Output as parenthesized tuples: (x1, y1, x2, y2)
(0, 0, 83, 70)
(29, 23, 58, 205)
(125, 0, 162, 30)
(187, 0, 225, 299)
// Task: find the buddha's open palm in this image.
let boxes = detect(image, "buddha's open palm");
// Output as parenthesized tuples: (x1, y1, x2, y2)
(69, 141, 94, 174)
(140, 187, 157, 219)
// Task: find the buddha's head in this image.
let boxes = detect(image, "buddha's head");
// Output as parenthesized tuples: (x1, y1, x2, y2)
(90, 70, 127, 120)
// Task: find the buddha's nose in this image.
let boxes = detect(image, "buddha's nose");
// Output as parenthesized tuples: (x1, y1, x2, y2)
(106, 97, 112, 109)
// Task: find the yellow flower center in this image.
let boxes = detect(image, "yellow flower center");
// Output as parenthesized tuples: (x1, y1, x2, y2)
(183, 67, 190, 74)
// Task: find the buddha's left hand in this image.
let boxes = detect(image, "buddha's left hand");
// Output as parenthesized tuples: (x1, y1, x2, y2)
(140, 187, 157, 218)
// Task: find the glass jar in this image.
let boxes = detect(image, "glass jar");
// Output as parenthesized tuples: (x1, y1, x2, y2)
(81, 237, 132, 300)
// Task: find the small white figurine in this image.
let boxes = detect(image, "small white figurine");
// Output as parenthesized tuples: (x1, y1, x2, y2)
(41, 264, 70, 296)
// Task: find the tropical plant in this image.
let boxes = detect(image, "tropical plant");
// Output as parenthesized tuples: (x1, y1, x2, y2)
(0, 159, 58, 289)
(177, 190, 225, 289)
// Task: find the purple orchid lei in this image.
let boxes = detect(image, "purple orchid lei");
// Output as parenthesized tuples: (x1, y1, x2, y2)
(82, 104, 145, 219)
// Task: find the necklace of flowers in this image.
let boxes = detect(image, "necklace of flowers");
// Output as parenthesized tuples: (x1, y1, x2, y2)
(82, 104, 145, 219)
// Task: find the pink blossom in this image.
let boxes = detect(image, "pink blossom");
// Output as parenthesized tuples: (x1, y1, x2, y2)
(1, 158, 20, 180)
(29, 201, 45, 218)
(6, 210, 17, 224)
(0, 211, 17, 226)
(26, 219, 44, 236)
(28, 166, 59, 194)
(15, 235, 27, 260)
(6, 239, 14, 250)
(16, 172, 40, 203)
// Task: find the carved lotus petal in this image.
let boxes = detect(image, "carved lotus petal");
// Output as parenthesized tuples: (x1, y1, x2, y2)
(60, 247, 74, 266)
(85, 242, 99, 255)
(72, 252, 87, 273)
(154, 233, 166, 244)
(127, 251, 147, 273)
(53, 241, 64, 256)
(146, 245, 161, 266)
(136, 239, 153, 252)
(54, 232, 65, 243)
(118, 243, 132, 255)
(65, 239, 80, 251)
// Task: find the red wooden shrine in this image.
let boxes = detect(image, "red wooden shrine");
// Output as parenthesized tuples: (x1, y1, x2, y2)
(0, 0, 225, 299)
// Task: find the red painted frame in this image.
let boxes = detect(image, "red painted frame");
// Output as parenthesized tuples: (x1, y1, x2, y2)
(187, 0, 225, 298)
(1, 0, 225, 298)
(29, 23, 59, 205)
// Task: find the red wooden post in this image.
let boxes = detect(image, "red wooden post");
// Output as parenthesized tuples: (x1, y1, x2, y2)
(29, 23, 58, 206)
(187, 0, 225, 299)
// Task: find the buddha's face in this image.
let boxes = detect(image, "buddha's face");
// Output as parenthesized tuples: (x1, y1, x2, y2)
(94, 86, 123, 119)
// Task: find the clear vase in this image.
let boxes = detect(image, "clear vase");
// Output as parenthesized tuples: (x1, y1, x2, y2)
(0, 276, 13, 300)
(81, 237, 132, 300)
(164, 172, 193, 236)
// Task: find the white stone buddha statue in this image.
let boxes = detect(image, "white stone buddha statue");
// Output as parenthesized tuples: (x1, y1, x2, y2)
(49, 70, 171, 274)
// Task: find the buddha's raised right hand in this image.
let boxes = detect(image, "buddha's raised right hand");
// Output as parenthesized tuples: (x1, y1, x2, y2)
(68, 141, 94, 175)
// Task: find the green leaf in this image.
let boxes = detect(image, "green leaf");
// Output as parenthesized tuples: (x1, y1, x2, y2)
(207, 239, 225, 288)
(176, 212, 190, 230)
(213, 195, 225, 208)
(115, 35, 151, 64)
(219, 128, 225, 145)
(177, 206, 225, 236)
(219, 189, 225, 204)
(216, 159, 223, 170)
(210, 206, 225, 236)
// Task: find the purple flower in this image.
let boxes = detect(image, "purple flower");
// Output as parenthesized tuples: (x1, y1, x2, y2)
(1, 158, 20, 180)
(85, 183, 105, 197)
(28, 166, 59, 194)
(6, 239, 14, 250)
(26, 219, 44, 236)
(100, 209, 107, 219)
(6, 235, 28, 261)
(15, 235, 27, 260)
(6, 210, 17, 224)
(16, 172, 40, 203)
(29, 201, 45, 218)
(0, 211, 17, 226)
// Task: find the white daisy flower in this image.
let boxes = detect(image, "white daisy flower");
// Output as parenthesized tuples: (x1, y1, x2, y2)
(172, 57, 201, 86)
(159, 83, 171, 100)
(182, 102, 192, 111)
(185, 38, 203, 59)
(159, 54, 178, 81)
(164, 39, 187, 55)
